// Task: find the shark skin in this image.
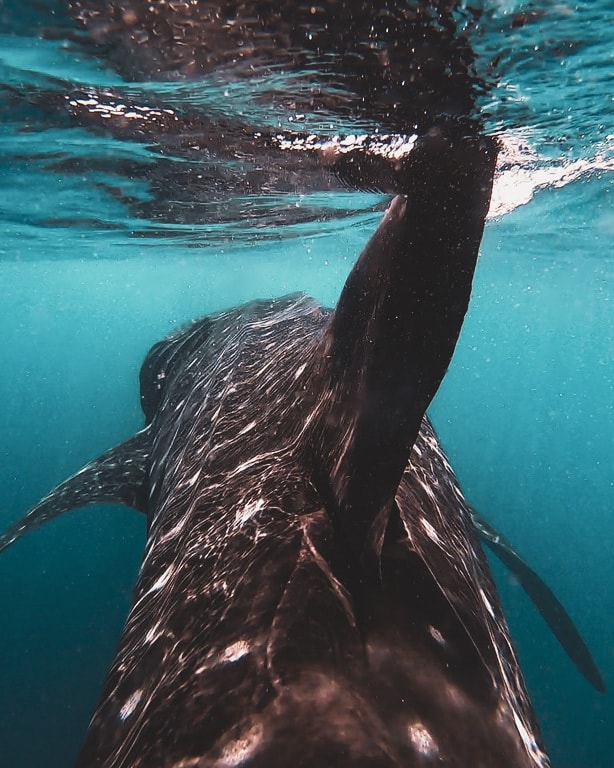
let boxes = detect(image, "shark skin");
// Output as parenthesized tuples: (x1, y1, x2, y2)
(2, 131, 560, 767)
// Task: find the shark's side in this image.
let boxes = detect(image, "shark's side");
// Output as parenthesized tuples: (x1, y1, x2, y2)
(2, 130, 591, 767)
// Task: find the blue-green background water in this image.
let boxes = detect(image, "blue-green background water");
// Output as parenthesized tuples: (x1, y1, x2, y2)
(0, 2, 612, 767)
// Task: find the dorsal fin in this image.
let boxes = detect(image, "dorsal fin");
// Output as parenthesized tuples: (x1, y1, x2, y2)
(473, 511, 606, 693)
(314, 130, 498, 564)
(0, 428, 152, 554)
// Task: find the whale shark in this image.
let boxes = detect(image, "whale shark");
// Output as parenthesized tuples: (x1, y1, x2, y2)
(1, 0, 607, 764)
(0, 132, 521, 764)
(1, 126, 606, 767)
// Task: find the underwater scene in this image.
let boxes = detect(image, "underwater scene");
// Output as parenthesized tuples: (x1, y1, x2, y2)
(0, 1, 612, 767)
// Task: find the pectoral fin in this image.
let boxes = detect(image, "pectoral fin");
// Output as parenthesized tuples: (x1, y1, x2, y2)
(0, 428, 151, 554)
(472, 511, 606, 693)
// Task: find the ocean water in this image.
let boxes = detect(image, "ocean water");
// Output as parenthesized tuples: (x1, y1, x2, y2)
(0, 2, 612, 767)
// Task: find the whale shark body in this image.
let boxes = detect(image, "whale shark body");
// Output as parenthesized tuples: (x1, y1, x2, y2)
(1, 1, 607, 765)
(1, 126, 606, 766)
(0, 133, 541, 766)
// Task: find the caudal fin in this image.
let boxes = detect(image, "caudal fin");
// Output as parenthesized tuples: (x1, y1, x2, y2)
(314, 130, 498, 566)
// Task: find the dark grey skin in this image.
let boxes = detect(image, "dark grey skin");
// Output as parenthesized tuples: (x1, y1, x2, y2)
(2, 3, 604, 764)
(0, 128, 605, 766)
(2, 132, 545, 767)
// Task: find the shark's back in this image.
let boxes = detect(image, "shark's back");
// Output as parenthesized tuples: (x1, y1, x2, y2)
(77, 291, 546, 768)
(1, 133, 569, 767)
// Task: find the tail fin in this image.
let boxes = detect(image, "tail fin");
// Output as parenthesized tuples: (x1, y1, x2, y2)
(314, 130, 498, 564)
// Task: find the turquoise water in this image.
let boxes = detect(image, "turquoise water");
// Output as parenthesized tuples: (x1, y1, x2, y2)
(0, 2, 612, 767)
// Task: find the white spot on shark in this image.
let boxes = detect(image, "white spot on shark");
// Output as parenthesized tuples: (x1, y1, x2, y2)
(139, 564, 175, 599)
(217, 723, 264, 766)
(428, 625, 446, 647)
(220, 640, 250, 663)
(119, 689, 143, 721)
(479, 587, 496, 620)
(234, 498, 265, 526)
(185, 468, 201, 487)
(407, 722, 439, 758)
(420, 517, 441, 544)
(238, 420, 257, 435)
(144, 622, 163, 645)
